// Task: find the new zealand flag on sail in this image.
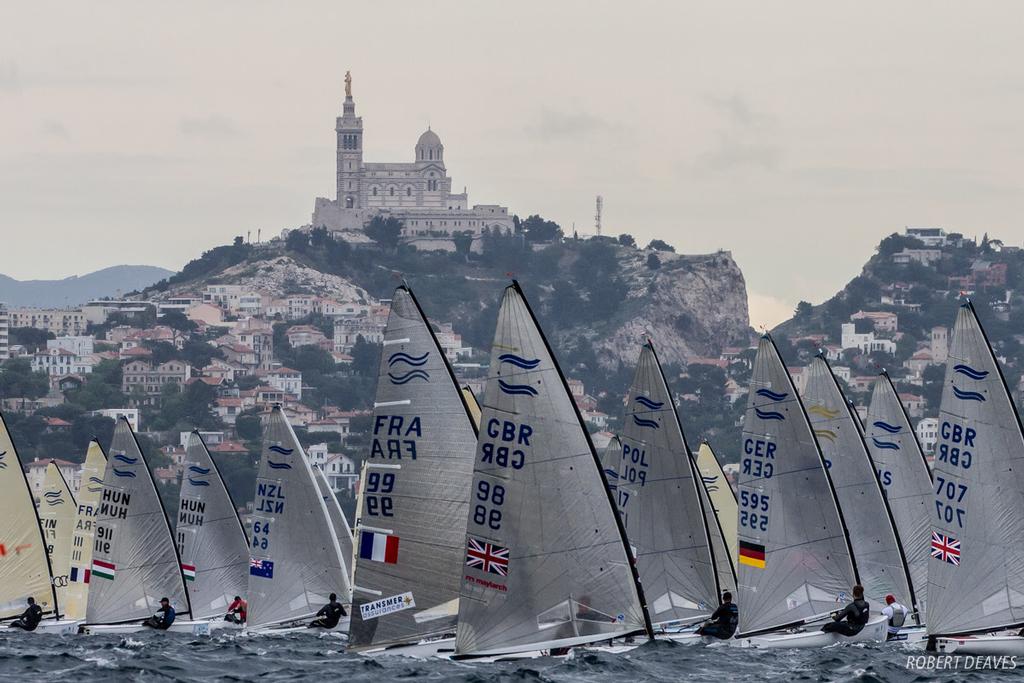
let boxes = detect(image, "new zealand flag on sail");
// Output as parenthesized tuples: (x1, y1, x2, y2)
(249, 558, 274, 579)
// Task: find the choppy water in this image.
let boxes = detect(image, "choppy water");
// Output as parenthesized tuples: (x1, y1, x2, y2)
(2, 632, 1023, 682)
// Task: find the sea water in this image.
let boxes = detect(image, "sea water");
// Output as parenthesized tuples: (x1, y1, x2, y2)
(1, 631, 1022, 682)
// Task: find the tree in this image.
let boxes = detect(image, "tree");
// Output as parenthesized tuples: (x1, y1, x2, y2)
(350, 336, 381, 378)
(617, 234, 636, 248)
(235, 412, 262, 442)
(647, 239, 675, 252)
(452, 230, 473, 259)
(365, 215, 404, 250)
(646, 253, 662, 270)
(0, 359, 49, 400)
(521, 214, 563, 243)
(160, 311, 197, 335)
(794, 301, 813, 322)
(9, 327, 53, 352)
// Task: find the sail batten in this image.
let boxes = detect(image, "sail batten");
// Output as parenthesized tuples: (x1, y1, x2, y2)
(455, 282, 648, 656)
(736, 336, 857, 637)
(927, 303, 1024, 635)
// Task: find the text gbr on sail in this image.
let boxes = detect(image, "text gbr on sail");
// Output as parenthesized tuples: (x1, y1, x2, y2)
(481, 418, 532, 469)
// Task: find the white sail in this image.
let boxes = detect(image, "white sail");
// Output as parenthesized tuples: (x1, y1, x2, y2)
(38, 462, 77, 612)
(802, 356, 914, 608)
(176, 431, 249, 620)
(64, 440, 107, 620)
(694, 441, 738, 568)
(737, 336, 857, 636)
(695, 451, 738, 598)
(455, 282, 649, 656)
(864, 373, 931, 619)
(313, 466, 354, 597)
(247, 406, 350, 628)
(0, 412, 59, 620)
(86, 417, 191, 624)
(927, 303, 1024, 635)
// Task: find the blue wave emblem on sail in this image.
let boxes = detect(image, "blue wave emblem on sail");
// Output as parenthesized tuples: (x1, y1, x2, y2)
(0, 451, 6, 469)
(112, 468, 136, 478)
(755, 407, 785, 421)
(872, 420, 902, 434)
(86, 475, 103, 493)
(634, 395, 664, 410)
(187, 478, 210, 486)
(604, 468, 619, 491)
(701, 474, 720, 492)
(499, 353, 541, 370)
(268, 445, 294, 455)
(632, 414, 660, 429)
(388, 351, 429, 367)
(112, 454, 139, 465)
(953, 364, 989, 381)
(388, 369, 430, 385)
(499, 379, 538, 397)
(871, 437, 900, 450)
(44, 491, 65, 506)
(952, 385, 986, 402)
(267, 460, 293, 470)
(756, 388, 788, 402)
(188, 465, 211, 475)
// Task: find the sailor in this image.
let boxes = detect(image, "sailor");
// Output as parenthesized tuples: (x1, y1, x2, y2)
(142, 597, 176, 630)
(821, 584, 869, 637)
(307, 593, 346, 629)
(696, 591, 739, 639)
(881, 594, 909, 640)
(225, 595, 247, 624)
(7, 597, 43, 632)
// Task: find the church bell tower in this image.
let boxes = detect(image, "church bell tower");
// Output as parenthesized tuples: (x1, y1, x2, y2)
(336, 71, 363, 209)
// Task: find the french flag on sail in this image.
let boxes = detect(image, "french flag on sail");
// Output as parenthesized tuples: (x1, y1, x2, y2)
(70, 566, 90, 584)
(360, 531, 399, 564)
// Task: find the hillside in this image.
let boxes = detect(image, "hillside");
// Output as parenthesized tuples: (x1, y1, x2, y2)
(0, 265, 174, 307)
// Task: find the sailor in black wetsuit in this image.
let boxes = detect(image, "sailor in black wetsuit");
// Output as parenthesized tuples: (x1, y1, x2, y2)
(308, 593, 346, 629)
(822, 584, 869, 637)
(142, 597, 176, 630)
(697, 591, 738, 639)
(7, 597, 43, 631)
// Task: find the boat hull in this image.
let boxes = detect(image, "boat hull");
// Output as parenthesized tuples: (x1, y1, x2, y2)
(932, 633, 1024, 655)
(26, 619, 81, 634)
(247, 616, 350, 635)
(733, 615, 888, 649)
(80, 620, 211, 636)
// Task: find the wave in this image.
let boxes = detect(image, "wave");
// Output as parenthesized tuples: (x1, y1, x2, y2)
(267, 460, 292, 470)
(872, 420, 902, 434)
(632, 415, 660, 429)
(814, 429, 837, 442)
(112, 454, 139, 464)
(755, 388, 788, 402)
(755, 407, 785, 421)
(871, 437, 900, 450)
(88, 476, 103, 484)
(388, 351, 429, 367)
(498, 353, 541, 370)
(634, 395, 665, 410)
(188, 465, 211, 475)
(268, 445, 294, 455)
(388, 369, 431, 384)
(187, 478, 210, 487)
(952, 385, 986, 402)
(953, 363, 989, 381)
(112, 468, 136, 478)
(807, 405, 840, 419)
(499, 379, 538, 397)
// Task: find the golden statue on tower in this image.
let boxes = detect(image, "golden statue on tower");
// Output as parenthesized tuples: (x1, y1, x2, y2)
(344, 71, 352, 98)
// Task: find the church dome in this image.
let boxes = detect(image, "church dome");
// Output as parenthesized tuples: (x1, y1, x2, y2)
(417, 129, 441, 147)
(415, 128, 443, 162)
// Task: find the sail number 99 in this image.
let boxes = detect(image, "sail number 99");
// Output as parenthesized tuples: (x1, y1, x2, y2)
(366, 471, 396, 517)
(473, 480, 505, 530)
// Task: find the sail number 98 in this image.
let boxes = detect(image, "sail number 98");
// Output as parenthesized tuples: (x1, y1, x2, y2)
(473, 480, 505, 530)
(366, 471, 395, 517)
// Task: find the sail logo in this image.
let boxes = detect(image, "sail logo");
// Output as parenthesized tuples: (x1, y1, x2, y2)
(112, 453, 139, 465)
(931, 532, 961, 566)
(499, 353, 541, 370)
(604, 467, 619, 491)
(953, 364, 989, 380)
(498, 379, 538, 397)
(813, 428, 837, 442)
(702, 474, 720, 493)
(267, 461, 292, 470)
(871, 437, 900, 451)
(0, 450, 6, 469)
(808, 405, 841, 419)
(388, 369, 430, 384)
(268, 444, 294, 455)
(466, 537, 509, 577)
(360, 592, 416, 621)
(186, 464, 211, 486)
(86, 475, 104, 493)
(632, 414, 660, 429)
(44, 491, 65, 506)
(112, 468, 136, 478)
(873, 421, 902, 434)
(249, 558, 274, 579)
(755, 388, 788, 402)
(389, 351, 429, 367)
(634, 395, 664, 410)
(754, 407, 785, 421)
(952, 386, 986, 402)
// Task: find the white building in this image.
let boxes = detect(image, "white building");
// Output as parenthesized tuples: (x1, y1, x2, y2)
(916, 416, 938, 455)
(92, 408, 140, 431)
(323, 452, 359, 492)
(31, 347, 94, 377)
(905, 227, 948, 247)
(0, 303, 8, 360)
(263, 367, 302, 400)
(24, 458, 82, 498)
(840, 323, 897, 355)
(892, 249, 943, 267)
(47, 336, 95, 357)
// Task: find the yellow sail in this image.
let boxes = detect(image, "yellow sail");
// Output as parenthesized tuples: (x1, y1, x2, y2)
(461, 386, 481, 430)
(694, 442, 738, 570)
(62, 440, 107, 620)
(38, 462, 77, 611)
(0, 412, 57, 619)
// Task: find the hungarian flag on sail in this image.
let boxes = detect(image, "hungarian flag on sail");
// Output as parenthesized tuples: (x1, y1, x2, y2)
(465, 537, 510, 577)
(931, 531, 961, 566)
(92, 559, 116, 580)
(739, 540, 766, 569)
(360, 531, 399, 564)
(70, 566, 90, 584)
(181, 563, 197, 581)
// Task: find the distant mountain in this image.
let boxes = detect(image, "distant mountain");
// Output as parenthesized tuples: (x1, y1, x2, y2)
(0, 265, 175, 308)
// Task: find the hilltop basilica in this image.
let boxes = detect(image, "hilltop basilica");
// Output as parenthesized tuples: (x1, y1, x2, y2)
(310, 73, 514, 249)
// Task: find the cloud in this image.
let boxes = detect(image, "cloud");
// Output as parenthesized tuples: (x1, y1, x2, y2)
(697, 136, 782, 173)
(39, 120, 69, 139)
(178, 114, 241, 139)
(0, 60, 21, 92)
(524, 109, 615, 141)
(748, 291, 797, 330)
(706, 93, 775, 129)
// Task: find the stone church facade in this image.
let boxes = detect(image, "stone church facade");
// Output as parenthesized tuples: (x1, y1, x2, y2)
(310, 77, 514, 250)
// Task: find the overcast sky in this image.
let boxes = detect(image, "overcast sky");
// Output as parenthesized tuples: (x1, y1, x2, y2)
(3, 1, 1024, 326)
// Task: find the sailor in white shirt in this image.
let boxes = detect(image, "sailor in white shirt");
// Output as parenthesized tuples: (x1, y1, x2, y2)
(882, 594, 910, 640)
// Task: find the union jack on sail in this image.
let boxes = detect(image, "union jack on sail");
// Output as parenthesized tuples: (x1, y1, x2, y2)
(931, 531, 961, 566)
(466, 537, 509, 577)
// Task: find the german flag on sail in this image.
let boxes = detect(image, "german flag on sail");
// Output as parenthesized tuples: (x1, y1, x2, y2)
(739, 540, 766, 569)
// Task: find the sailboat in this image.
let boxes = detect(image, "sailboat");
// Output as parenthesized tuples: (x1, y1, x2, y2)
(733, 336, 885, 648)
(864, 371, 932, 630)
(246, 406, 350, 633)
(38, 462, 77, 616)
(176, 431, 249, 627)
(608, 342, 731, 637)
(313, 466, 354, 601)
(461, 385, 482, 429)
(64, 440, 107, 621)
(927, 303, 1024, 654)
(694, 441, 738, 570)
(0, 411, 76, 633)
(453, 282, 652, 658)
(802, 357, 918, 621)
(347, 285, 478, 654)
(83, 417, 203, 634)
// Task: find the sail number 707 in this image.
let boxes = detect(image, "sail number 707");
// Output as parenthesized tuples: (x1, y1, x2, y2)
(934, 475, 968, 529)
